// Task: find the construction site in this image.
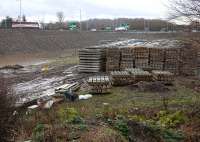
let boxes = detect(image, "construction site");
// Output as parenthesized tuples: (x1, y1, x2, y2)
(0, 29, 200, 141)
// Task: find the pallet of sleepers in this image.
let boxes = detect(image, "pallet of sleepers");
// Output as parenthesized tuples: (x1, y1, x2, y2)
(132, 46, 149, 69)
(87, 76, 112, 94)
(164, 48, 181, 75)
(126, 68, 152, 82)
(120, 47, 134, 70)
(106, 47, 121, 72)
(135, 59, 149, 69)
(110, 71, 132, 86)
(164, 60, 180, 75)
(149, 48, 165, 61)
(179, 46, 198, 76)
(132, 46, 149, 59)
(125, 68, 143, 73)
(152, 70, 174, 83)
(79, 47, 106, 73)
(165, 48, 181, 60)
(149, 48, 165, 70)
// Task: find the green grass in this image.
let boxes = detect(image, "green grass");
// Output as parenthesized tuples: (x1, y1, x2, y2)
(57, 84, 199, 119)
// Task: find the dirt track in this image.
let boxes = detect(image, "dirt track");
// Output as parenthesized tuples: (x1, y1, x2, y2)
(0, 29, 199, 66)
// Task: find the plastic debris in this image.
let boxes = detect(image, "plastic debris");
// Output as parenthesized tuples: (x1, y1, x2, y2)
(43, 100, 54, 109)
(79, 94, 93, 100)
(28, 105, 39, 110)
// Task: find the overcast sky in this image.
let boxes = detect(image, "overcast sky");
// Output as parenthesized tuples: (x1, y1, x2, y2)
(0, 0, 168, 22)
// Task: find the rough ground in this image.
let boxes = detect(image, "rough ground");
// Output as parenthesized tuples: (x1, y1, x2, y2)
(1, 31, 200, 141)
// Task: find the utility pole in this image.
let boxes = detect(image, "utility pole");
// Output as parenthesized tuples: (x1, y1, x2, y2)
(20, 0, 22, 22)
(16, 0, 22, 23)
(80, 9, 82, 31)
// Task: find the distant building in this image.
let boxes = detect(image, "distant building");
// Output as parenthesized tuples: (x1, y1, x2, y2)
(115, 23, 129, 31)
(12, 22, 39, 29)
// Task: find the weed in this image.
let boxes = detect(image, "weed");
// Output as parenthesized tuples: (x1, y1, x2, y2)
(76, 124, 88, 131)
(162, 129, 185, 142)
(157, 111, 187, 128)
(114, 115, 129, 137)
(32, 123, 45, 142)
(71, 116, 84, 124)
(57, 107, 79, 123)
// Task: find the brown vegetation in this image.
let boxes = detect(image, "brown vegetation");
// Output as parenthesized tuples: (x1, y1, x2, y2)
(0, 78, 17, 142)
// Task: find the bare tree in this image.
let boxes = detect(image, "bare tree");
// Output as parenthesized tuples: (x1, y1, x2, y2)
(56, 11, 64, 24)
(168, 0, 200, 45)
(168, 0, 200, 22)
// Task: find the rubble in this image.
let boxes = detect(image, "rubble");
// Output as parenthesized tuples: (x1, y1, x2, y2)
(136, 81, 170, 92)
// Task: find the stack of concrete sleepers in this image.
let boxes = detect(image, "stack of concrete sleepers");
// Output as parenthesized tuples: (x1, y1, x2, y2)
(110, 71, 132, 86)
(132, 46, 149, 69)
(126, 68, 152, 82)
(164, 48, 180, 75)
(149, 48, 165, 70)
(87, 76, 112, 94)
(120, 47, 134, 70)
(106, 47, 121, 72)
(152, 70, 174, 83)
(79, 47, 106, 73)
